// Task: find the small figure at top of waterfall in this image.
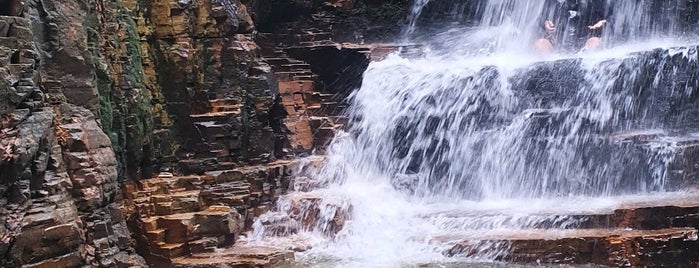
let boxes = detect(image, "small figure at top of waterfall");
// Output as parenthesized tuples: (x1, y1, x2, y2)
(533, 0, 610, 54)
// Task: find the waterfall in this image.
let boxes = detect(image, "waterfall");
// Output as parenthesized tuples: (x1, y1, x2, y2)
(407, 0, 691, 53)
(404, 0, 432, 35)
(344, 52, 680, 200)
(248, 0, 699, 266)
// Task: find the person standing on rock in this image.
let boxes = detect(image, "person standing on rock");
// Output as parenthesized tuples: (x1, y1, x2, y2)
(534, 0, 610, 53)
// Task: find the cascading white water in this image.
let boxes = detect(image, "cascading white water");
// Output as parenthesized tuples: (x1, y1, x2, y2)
(248, 0, 699, 267)
(405, 0, 432, 35)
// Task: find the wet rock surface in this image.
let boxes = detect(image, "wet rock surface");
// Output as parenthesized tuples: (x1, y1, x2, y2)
(389, 47, 699, 197)
(170, 245, 294, 268)
(447, 228, 699, 266)
(125, 161, 296, 265)
(1, 0, 699, 267)
(432, 194, 699, 266)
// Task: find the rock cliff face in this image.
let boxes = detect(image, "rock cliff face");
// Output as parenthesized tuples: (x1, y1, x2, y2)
(0, 10, 147, 267)
(5, 0, 695, 266)
(0, 0, 405, 267)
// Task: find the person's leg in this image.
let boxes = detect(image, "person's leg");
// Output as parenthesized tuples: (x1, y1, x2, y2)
(534, 38, 554, 54)
(582, 37, 602, 51)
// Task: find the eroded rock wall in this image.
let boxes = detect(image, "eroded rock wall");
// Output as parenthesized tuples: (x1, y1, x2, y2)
(117, 1, 402, 266)
(1, 0, 405, 267)
(0, 10, 147, 267)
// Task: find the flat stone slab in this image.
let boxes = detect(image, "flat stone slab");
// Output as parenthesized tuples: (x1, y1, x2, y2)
(437, 227, 698, 242)
(412, 193, 699, 266)
(444, 227, 699, 266)
(247, 191, 699, 266)
(171, 245, 294, 267)
(419, 192, 699, 230)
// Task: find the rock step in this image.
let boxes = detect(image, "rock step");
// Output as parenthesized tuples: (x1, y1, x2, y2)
(289, 176, 325, 192)
(291, 74, 318, 81)
(192, 121, 233, 140)
(274, 63, 311, 72)
(577, 205, 699, 230)
(273, 32, 333, 45)
(189, 111, 240, 122)
(278, 80, 315, 94)
(611, 131, 699, 148)
(305, 103, 322, 110)
(264, 57, 306, 66)
(424, 207, 699, 232)
(370, 43, 424, 60)
(297, 40, 336, 47)
(208, 98, 239, 106)
(145, 229, 166, 243)
(151, 243, 187, 258)
(171, 245, 293, 267)
(187, 150, 233, 162)
(425, 194, 699, 231)
(255, 212, 300, 236)
(257, 191, 350, 237)
(296, 34, 332, 43)
(329, 116, 349, 126)
(178, 159, 238, 174)
(211, 105, 240, 113)
(275, 72, 316, 82)
(443, 227, 699, 266)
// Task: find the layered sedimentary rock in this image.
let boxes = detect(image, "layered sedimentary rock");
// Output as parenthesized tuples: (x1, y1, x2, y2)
(446, 228, 699, 266)
(2, 0, 697, 267)
(114, 1, 397, 266)
(442, 195, 699, 266)
(3, 0, 406, 267)
(0, 12, 146, 266)
(124, 160, 300, 266)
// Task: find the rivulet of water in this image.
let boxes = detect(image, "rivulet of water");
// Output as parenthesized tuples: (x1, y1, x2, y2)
(405, 0, 432, 35)
(247, 0, 699, 267)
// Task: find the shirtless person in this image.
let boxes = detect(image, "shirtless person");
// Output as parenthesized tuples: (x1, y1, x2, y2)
(534, 0, 610, 53)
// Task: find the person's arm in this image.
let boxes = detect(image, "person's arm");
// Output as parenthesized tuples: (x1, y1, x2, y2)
(539, 0, 560, 32)
(587, 0, 608, 30)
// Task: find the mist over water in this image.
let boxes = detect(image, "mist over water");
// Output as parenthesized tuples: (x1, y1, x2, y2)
(249, 0, 699, 266)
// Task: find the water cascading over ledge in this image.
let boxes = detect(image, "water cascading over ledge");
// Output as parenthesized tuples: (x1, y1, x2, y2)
(352, 47, 699, 200)
(248, 0, 699, 266)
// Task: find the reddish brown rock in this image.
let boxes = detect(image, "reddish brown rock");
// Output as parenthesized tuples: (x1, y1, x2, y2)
(423, 195, 699, 266)
(3, 0, 405, 267)
(446, 228, 699, 266)
(254, 190, 351, 239)
(171, 245, 293, 268)
(19, 0, 699, 268)
(0, 11, 145, 267)
(127, 160, 300, 266)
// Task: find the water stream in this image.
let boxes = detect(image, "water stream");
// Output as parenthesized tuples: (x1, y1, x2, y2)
(248, 0, 699, 266)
